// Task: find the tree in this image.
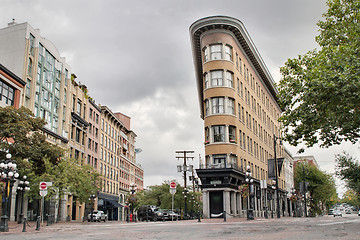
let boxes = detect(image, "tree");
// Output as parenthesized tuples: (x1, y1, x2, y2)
(278, 0, 360, 149)
(341, 189, 360, 207)
(294, 162, 337, 215)
(335, 152, 360, 201)
(0, 106, 100, 215)
(136, 181, 202, 214)
(0, 106, 64, 175)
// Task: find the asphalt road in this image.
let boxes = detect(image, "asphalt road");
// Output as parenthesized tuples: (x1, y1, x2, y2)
(2, 213, 360, 240)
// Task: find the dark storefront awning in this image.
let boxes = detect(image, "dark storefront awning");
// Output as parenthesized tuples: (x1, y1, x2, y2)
(107, 200, 124, 208)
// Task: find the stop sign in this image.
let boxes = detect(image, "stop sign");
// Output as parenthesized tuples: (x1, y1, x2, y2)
(170, 182, 176, 189)
(40, 182, 47, 190)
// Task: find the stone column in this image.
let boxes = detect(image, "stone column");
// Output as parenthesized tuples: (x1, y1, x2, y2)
(224, 190, 231, 217)
(202, 190, 209, 218)
(9, 181, 17, 221)
(231, 192, 236, 216)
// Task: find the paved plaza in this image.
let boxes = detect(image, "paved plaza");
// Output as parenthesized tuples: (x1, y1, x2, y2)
(2, 214, 360, 240)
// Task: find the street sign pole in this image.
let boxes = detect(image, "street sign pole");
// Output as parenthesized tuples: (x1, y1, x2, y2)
(172, 193, 174, 221)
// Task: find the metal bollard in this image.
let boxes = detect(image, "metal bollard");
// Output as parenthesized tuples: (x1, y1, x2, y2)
(36, 216, 41, 231)
(22, 217, 27, 232)
(223, 211, 226, 222)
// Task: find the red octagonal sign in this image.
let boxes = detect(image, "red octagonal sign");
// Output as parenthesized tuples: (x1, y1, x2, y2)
(40, 182, 47, 190)
(170, 182, 176, 189)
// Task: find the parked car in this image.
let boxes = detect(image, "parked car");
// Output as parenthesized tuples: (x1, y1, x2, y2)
(163, 210, 180, 220)
(137, 206, 163, 221)
(87, 210, 108, 222)
(345, 209, 352, 214)
(333, 209, 342, 217)
(358, 210, 360, 216)
(328, 209, 334, 215)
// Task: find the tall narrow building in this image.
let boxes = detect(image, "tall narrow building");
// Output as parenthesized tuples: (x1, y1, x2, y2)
(190, 16, 285, 218)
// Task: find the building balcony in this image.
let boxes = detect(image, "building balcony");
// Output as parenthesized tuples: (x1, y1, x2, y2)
(196, 162, 246, 190)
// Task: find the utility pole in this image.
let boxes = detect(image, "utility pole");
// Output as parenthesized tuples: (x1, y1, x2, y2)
(176, 150, 194, 219)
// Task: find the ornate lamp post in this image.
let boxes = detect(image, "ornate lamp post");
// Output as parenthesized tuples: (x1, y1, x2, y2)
(245, 165, 254, 220)
(129, 184, 137, 222)
(273, 134, 282, 219)
(17, 176, 30, 224)
(0, 152, 19, 232)
(88, 194, 96, 222)
(182, 188, 188, 219)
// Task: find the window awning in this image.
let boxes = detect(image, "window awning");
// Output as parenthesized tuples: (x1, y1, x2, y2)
(107, 200, 124, 208)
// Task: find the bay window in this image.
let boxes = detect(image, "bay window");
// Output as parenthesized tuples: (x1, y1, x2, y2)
(212, 97, 224, 114)
(227, 98, 235, 115)
(210, 44, 222, 60)
(226, 71, 233, 87)
(224, 45, 232, 61)
(229, 126, 236, 142)
(211, 70, 223, 86)
(212, 125, 225, 142)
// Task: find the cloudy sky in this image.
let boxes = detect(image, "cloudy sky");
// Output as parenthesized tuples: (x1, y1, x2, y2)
(1, 0, 356, 195)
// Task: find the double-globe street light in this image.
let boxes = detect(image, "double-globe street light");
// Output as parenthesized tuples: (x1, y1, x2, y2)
(245, 165, 254, 220)
(88, 194, 96, 222)
(17, 175, 30, 224)
(273, 134, 282, 219)
(0, 152, 19, 232)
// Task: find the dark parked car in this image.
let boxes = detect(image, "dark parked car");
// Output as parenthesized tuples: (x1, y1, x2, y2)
(137, 206, 163, 221)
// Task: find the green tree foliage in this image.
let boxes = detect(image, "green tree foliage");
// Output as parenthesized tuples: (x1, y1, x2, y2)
(294, 162, 337, 215)
(0, 106, 100, 203)
(335, 152, 360, 201)
(28, 158, 99, 202)
(136, 181, 202, 213)
(0, 106, 63, 175)
(278, 0, 360, 149)
(341, 189, 360, 207)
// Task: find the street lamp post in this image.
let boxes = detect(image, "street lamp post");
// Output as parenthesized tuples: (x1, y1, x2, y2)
(17, 176, 30, 224)
(273, 134, 282, 219)
(88, 194, 96, 222)
(245, 166, 254, 220)
(0, 153, 19, 232)
(130, 184, 137, 222)
(182, 188, 188, 219)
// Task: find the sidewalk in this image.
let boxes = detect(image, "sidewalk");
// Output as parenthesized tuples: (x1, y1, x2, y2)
(1, 216, 296, 235)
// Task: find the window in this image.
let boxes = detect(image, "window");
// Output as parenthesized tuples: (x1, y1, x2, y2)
(236, 53, 238, 68)
(75, 128, 80, 143)
(229, 126, 236, 142)
(211, 70, 223, 86)
(212, 125, 225, 142)
(240, 82, 243, 98)
(27, 58, 33, 76)
(239, 130, 242, 148)
(205, 127, 210, 143)
(213, 154, 226, 165)
(29, 33, 35, 56)
(237, 78, 240, 94)
(210, 44, 222, 60)
(203, 47, 208, 62)
(77, 99, 81, 115)
(89, 108, 93, 119)
(224, 45, 232, 61)
(211, 97, 224, 114)
(205, 99, 210, 116)
(227, 98, 234, 115)
(204, 73, 209, 89)
(226, 71, 233, 88)
(26, 79, 31, 96)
